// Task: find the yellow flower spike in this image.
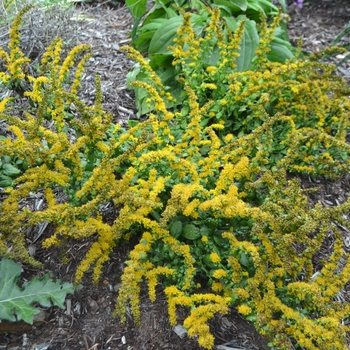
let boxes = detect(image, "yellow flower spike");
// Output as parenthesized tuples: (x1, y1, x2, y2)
(40, 38, 63, 69)
(0, 97, 13, 113)
(71, 52, 93, 94)
(121, 46, 164, 88)
(59, 44, 91, 83)
(8, 5, 33, 55)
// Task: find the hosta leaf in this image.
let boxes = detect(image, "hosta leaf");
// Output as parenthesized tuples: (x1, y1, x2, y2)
(126, 0, 147, 19)
(214, 0, 248, 12)
(149, 16, 184, 55)
(0, 259, 75, 324)
(267, 39, 294, 63)
(235, 19, 259, 71)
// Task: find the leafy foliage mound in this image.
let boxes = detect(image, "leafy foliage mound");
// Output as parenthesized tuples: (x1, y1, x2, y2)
(1, 6, 350, 350)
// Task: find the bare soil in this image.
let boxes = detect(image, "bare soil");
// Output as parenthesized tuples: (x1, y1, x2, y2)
(1, 1, 350, 349)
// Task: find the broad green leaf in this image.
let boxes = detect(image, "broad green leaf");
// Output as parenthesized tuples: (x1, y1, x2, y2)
(214, 0, 247, 12)
(256, 0, 278, 10)
(149, 16, 184, 55)
(138, 19, 167, 34)
(235, 20, 259, 71)
(149, 53, 173, 68)
(267, 39, 294, 63)
(200, 226, 212, 237)
(232, 0, 248, 10)
(223, 16, 238, 31)
(213, 233, 227, 247)
(0, 175, 13, 188)
(170, 220, 183, 238)
(0, 259, 75, 324)
(274, 23, 291, 43)
(128, 120, 139, 128)
(214, 4, 235, 16)
(239, 252, 249, 267)
(126, 63, 142, 89)
(2, 163, 21, 177)
(248, 0, 278, 13)
(126, 0, 147, 19)
(126, 0, 147, 42)
(143, 8, 167, 26)
(182, 224, 201, 240)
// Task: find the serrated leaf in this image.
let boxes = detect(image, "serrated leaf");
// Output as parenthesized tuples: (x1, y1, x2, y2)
(0, 259, 75, 324)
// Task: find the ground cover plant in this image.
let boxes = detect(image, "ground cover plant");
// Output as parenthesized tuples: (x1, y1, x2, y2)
(1, 5, 350, 350)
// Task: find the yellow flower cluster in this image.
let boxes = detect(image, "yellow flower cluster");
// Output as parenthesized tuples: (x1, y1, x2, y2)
(164, 285, 230, 349)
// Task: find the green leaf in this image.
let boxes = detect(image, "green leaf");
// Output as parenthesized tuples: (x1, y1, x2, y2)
(149, 16, 184, 55)
(126, 0, 148, 41)
(330, 22, 350, 47)
(0, 175, 13, 188)
(223, 16, 238, 31)
(200, 225, 212, 236)
(170, 220, 183, 238)
(214, 0, 247, 12)
(2, 163, 21, 177)
(0, 259, 75, 324)
(182, 224, 201, 240)
(236, 19, 259, 71)
(128, 120, 139, 128)
(239, 252, 249, 267)
(126, 0, 147, 19)
(247, 0, 277, 14)
(267, 38, 294, 63)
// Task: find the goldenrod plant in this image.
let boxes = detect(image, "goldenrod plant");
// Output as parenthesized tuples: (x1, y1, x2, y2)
(1, 6, 350, 350)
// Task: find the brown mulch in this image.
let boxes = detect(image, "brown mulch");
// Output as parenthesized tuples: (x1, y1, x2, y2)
(1, 1, 350, 349)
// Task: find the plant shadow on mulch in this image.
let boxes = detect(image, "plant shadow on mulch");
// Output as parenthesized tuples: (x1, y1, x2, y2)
(1, 0, 350, 349)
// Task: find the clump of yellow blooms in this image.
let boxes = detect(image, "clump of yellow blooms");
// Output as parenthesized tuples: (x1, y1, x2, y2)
(1, 6, 350, 350)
